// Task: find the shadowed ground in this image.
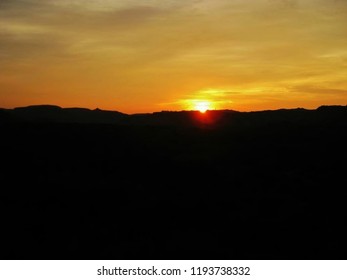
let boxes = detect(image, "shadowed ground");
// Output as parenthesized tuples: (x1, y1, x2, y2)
(1, 106, 347, 259)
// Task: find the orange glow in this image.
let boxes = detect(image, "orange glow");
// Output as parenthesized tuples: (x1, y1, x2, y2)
(1, 1, 347, 113)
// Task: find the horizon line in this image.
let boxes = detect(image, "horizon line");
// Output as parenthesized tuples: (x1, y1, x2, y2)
(1, 103, 346, 115)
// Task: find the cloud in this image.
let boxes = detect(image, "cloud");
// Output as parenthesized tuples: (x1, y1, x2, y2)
(290, 86, 347, 95)
(1, 0, 347, 111)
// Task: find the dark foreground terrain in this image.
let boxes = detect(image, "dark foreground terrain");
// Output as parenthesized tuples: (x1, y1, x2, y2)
(1, 105, 347, 259)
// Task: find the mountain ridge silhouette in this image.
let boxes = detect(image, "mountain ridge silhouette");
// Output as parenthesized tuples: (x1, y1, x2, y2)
(1, 104, 346, 127)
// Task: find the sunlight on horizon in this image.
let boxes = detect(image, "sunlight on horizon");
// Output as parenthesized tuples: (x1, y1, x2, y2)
(1, 0, 347, 113)
(194, 101, 210, 113)
(176, 88, 231, 112)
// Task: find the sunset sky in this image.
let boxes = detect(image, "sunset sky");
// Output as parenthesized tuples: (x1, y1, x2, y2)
(1, 0, 347, 113)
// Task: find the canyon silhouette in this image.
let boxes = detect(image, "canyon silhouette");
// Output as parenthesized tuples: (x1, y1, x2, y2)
(1, 105, 347, 259)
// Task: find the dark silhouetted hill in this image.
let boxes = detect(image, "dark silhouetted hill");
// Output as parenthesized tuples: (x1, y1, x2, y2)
(1, 105, 127, 124)
(1, 104, 347, 127)
(1, 104, 347, 260)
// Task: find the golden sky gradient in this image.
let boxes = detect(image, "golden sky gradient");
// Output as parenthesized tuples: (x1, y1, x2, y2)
(1, 0, 347, 113)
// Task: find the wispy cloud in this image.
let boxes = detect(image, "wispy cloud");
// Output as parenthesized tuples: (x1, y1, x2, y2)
(1, 0, 347, 112)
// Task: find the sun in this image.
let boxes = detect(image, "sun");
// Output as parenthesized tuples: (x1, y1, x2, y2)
(194, 101, 211, 113)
